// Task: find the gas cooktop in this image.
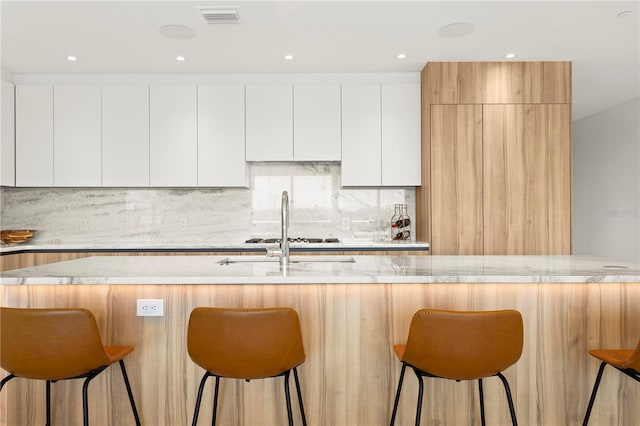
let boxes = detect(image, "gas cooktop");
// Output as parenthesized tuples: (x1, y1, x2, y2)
(245, 237, 340, 244)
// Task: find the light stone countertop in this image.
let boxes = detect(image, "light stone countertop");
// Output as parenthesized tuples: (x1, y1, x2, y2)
(1, 255, 639, 285)
(0, 240, 430, 255)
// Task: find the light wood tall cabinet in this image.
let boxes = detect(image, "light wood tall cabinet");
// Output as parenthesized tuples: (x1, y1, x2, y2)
(418, 61, 572, 255)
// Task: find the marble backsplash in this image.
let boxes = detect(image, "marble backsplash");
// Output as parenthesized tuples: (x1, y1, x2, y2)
(0, 163, 416, 245)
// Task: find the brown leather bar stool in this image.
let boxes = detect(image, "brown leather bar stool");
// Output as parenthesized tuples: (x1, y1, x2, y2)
(0, 307, 141, 426)
(390, 309, 523, 426)
(187, 307, 307, 426)
(582, 339, 640, 425)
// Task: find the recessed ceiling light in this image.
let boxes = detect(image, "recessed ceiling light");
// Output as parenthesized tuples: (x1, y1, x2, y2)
(284, 55, 294, 60)
(175, 56, 187, 62)
(397, 53, 407, 59)
(438, 22, 475, 38)
(159, 25, 196, 40)
(617, 10, 632, 18)
(66, 56, 77, 62)
(505, 53, 517, 59)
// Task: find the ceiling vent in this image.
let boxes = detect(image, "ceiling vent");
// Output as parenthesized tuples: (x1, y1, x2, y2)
(198, 8, 241, 24)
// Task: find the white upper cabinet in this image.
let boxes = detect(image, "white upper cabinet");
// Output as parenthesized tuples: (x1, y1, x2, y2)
(381, 83, 421, 186)
(245, 84, 293, 161)
(341, 83, 421, 187)
(102, 85, 150, 187)
(198, 85, 247, 187)
(341, 84, 382, 186)
(150, 85, 197, 187)
(1, 80, 15, 186)
(293, 84, 341, 161)
(54, 85, 102, 186)
(15, 85, 54, 187)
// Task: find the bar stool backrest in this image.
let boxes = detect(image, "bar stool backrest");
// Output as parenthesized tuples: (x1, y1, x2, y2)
(0, 307, 112, 381)
(626, 340, 640, 372)
(187, 307, 305, 380)
(402, 309, 523, 380)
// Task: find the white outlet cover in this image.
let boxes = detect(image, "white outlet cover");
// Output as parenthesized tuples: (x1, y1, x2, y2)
(137, 299, 164, 316)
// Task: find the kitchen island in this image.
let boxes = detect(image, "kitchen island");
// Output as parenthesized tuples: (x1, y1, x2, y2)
(1, 255, 639, 426)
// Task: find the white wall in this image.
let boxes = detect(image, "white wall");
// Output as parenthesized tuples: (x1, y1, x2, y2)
(573, 97, 640, 263)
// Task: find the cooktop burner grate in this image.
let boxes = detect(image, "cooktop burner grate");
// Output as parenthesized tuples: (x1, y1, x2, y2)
(245, 237, 340, 244)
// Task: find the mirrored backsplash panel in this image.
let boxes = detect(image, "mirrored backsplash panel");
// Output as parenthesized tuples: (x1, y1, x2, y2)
(0, 163, 416, 245)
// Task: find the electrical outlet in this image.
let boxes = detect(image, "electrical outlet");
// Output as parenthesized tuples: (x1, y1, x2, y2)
(179, 218, 188, 230)
(342, 218, 351, 230)
(136, 299, 164, 317)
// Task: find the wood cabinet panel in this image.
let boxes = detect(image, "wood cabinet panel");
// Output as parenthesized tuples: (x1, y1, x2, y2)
(431, 105, 483, 254)
(427, 61, 571, 105)
(483, 104, 571, 255)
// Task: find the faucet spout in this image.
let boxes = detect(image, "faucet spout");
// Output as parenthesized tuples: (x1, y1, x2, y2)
(280, 190, 290, 266)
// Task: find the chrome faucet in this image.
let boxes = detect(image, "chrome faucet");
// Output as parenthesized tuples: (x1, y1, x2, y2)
(266, 190, 290, 266)
(280, 190, 290, 266)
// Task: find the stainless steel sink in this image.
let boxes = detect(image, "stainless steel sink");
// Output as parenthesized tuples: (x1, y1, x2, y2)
(217, 256, 355, 265)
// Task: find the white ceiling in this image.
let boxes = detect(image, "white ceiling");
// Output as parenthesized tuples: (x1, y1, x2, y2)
(1, 1, 639, 120)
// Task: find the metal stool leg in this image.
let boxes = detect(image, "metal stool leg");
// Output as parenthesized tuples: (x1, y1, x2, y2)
(283, 370, 294, 426)
(413, 368, 425, 426)
(583, 362, 607, 426)
(212, 376, 220, 426)
(192, 372, 212, 426)
(118, 360, 141, 426)
(293, 367, 307, 426)
(0, 374, 16, 391)
(390, 363, 407, 426)
(46, 380, 52, 426)
(497, 372, 518, 426)
(478, 378, 486, 426)
(81, 371, 101, 426)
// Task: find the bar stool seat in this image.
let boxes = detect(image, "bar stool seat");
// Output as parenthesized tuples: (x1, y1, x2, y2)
(0, 307, 141, 426)
(582, 340, 640, 425)
(390, 309, 523, 426)
(187, 307, 307, 426)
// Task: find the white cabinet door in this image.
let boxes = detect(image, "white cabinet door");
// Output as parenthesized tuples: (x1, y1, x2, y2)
(245, 84, 293, 161)
(341, 84, 381, 186)
(1, 80, 15, 186)
(293, 84, 341, 161)
(102, 85, 150, 187)
(150, 85, 197, 187)
(54, 85, 102, 186)
(198, 85, 247, 187)
(381, 83, 421, 186)
(15, 85, 54, 186)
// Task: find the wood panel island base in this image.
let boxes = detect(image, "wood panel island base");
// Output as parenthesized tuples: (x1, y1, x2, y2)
(1, 256, 639, 426)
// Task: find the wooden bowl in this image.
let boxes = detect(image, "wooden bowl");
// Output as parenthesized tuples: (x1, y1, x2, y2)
(0, 230, 36, 244)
